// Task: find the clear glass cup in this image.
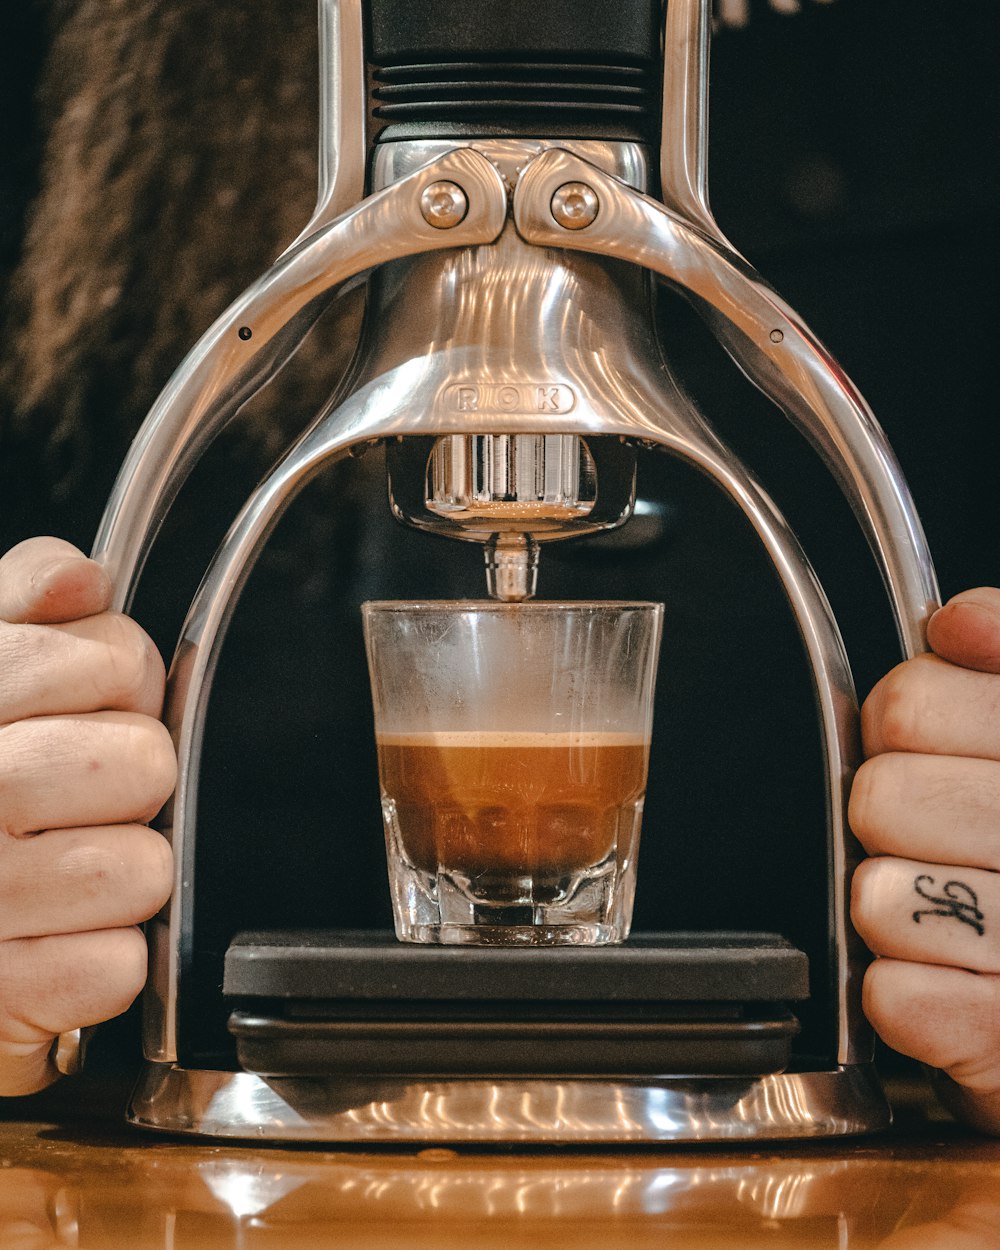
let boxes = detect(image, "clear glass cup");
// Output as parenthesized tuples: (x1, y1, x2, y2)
(362, 600, 663, 945)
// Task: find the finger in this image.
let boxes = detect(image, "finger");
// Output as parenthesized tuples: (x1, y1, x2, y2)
(928, 588, 1000, 675)
(850, 753, 1000, 869)
(0, 824, 172, 942)
(0, 927, 147, 1096)
(0, 712, 176, 836)
(863, 959, 1000, 1101)
(0, 613, 165, 722)
(0, 538, 111, 625)
(853, 856, 999, 972)
(861, 654, 1000, 760)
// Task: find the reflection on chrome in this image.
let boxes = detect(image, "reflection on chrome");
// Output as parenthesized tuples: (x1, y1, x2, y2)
(128, 1066, 892, 1141)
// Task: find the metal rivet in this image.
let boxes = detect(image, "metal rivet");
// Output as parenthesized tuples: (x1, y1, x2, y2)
(769, 328, 784, 344)
(551, 182, 600, 230)
(238, 326, 253, 341)
(420, 181, 469, 229)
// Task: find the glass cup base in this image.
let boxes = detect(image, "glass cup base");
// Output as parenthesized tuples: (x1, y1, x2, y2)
(395, 922, 623, 946)
(383, 802, 640, 947)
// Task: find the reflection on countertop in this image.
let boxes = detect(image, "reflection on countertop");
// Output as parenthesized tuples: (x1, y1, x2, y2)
(2, 1078, 1000, 1249)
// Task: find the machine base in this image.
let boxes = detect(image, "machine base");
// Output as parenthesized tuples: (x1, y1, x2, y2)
(126, 1062, 891, 1142)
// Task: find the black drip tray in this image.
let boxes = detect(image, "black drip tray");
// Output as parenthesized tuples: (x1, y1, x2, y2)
(225, 931, 808, 1079)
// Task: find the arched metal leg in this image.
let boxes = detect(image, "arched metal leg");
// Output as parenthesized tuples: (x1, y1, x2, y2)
(91, 147, 507, 607)
(147, 391, 383, 1063)
(513, 148, 941, 658)
(283, 0, 367, 251)
(664, 423, 868, 1068)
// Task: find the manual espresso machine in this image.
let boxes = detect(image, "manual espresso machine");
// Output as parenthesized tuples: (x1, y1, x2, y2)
(60, 0, 940, 1141)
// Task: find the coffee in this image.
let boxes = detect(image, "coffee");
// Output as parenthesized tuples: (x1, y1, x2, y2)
(364, 600, 662, 942)
(376, 731, 648, 878)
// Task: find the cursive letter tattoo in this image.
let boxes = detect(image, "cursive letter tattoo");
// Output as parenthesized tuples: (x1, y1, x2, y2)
(912, 875, 985, 936)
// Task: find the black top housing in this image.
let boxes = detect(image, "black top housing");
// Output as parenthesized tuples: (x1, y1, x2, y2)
(366, 0, 661, 142)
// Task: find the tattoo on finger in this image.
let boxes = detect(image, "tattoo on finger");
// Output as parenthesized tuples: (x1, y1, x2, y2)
(912, 874, 985, 936)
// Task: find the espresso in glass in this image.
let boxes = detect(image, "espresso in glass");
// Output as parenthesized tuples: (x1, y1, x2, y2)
(377, 731, 648, 882)
(363, 601, 662, 945)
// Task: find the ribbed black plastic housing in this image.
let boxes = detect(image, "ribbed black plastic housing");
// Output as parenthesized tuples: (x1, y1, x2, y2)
(367, 0, 661, 142)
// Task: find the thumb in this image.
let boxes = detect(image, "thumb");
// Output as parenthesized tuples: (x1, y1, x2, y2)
(926, 588, 1000, 675)
(0, 537, 111, 624)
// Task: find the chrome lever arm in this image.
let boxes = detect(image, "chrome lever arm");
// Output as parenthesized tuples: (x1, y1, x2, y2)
(50, 148, 506, 1079)
(513, 148, 940, 658)
(282, 0, 367, 252)
(659, 0, 737, 250)
(92, 147, 508, 609)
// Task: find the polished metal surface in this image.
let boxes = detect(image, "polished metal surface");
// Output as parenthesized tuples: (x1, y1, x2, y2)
(371, 137, 652, 194)
(77, 6, 371, 1098)
(126, 1062, 890, 1143)
(151, 151, 868, 1076)
(87, 3, 942, 1136)
(359, 142, 658, 452)
(3, 1079, 993, 1249)
(91, 145, 507, 607)
(51, 1025, 86, 1077)
(659, 0, 722, 239)
(551, 181, 601, 230)
(283, 0, 366, 250)
(90, 147, 508, 1066)
(419, 181, 469, 229)
(483, 534, 541, 601)
(426, 432, 595, 600)
(426, 434, 596, 532)
(372, 142, 648, 555)
(513, 147, 941, 659)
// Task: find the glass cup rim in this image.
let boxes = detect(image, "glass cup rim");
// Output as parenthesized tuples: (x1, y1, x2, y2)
(363, 599, 664, 614)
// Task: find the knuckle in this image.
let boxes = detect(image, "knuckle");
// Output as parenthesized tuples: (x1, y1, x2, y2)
(864, 661, 929, 754)
(848, 759, 878, 844)
(52, 828, 171, 920)
(862, 961, 910, 1051)
(72, 928, 148, 1020)
(850, 858, 884, 944)
(141, 719, 178, 813)
(100, 614, 161, 709)
(0, 928, 148, 1039)
(119, 714, 177, 814)
(105, 928, 149, 1010)
(55, 838, 119, 904)
(77, 927, 147, 1009)
(849, 755, 905, 849)
(128, 827, 174, 919)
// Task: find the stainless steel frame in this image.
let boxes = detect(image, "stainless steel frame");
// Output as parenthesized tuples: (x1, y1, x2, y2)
(128, 1064, 889, 1143)
(61, 0, 936, 1139)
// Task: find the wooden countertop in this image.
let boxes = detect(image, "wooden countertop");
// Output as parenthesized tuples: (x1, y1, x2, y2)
(2, 1076, 999, 1248)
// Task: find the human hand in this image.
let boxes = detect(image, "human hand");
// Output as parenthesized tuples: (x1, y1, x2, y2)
(850, 587, 1000, 1133)
(0, 538, 176, 1096)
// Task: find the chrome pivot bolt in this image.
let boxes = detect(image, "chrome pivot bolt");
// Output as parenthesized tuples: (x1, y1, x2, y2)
(550, 182, 600, 230)
(419, 181, 469, 229)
